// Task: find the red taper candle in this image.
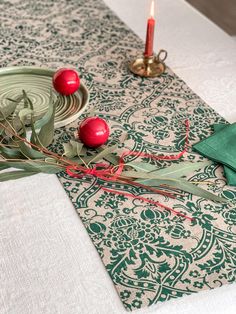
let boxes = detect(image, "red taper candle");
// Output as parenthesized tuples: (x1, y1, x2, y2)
(144, 0, 155, 57)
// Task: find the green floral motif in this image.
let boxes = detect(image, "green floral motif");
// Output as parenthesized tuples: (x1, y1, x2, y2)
(166, 224, 191, 239)
(193, 281, 204, 289)
(120, 290, 131, 300)
(131, 299, 142, 308)
(2, 0, 235, 311)
(189, 270, 201, 278)
(223, 209, 236, 225)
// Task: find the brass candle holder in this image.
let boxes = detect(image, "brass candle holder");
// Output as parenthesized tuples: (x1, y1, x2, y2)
(129, 49, 168, 78)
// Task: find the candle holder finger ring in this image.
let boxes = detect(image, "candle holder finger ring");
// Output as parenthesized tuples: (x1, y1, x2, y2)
(129, 49, 168, 78)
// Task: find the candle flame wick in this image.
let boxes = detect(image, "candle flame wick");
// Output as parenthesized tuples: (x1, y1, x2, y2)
(150, 0, 155, 18)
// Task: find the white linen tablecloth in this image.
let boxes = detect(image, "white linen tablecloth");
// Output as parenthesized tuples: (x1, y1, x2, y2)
(1, 1, 236, 313)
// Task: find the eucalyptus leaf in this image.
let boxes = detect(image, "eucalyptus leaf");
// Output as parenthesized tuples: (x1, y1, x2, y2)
(17, 141, 46, 159)
(4, 123, 15, 138)
(0, 161, 31, 171)
(0, 146, 23, 159)
(0, 94, 25, 122)
(12, 116, 25, 136)
(25, 93, 34, 110)
(104, 153, 120, 165)
(0, 102, 17, 120)
(76, 142, 84, 156)
(127, 161, 212, 179)
(0, 160, 62, 174)
(70, 140, 83, 157)
(34, 97, 57, 147)
(67, 144, 119, 165)
(0, 120, 8, 136)
(13, 107, 34, 138)
(30, 115, 42, 146)
(73, 152, 120, 165)
(6, 94, 24, 104)
(16, 93, 42, 146)
(136, 177, 226, 203)
(122, 170, 164, 179)
(152, 161, 212, 179)
(63, 142, 75, 158)
(29, 92, 57, 148)
(63, 140, 83, 158)
(22, 90, 34, 109)
(95, 146, 118, 165)
(0, 170, 39, 181)
(22, 90, 29, 108)
(126, 162, 157, 172)
(33, 91, 55, 130)
(26, 160, 62, 173)
(89, 144, 118, 164)
(79, 146, 88, 157)
(70, 155, 95, 164)
(0, 163, 10, 171)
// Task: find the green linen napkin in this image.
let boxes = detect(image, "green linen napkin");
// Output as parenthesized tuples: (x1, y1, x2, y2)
(193, 123, 236, 186)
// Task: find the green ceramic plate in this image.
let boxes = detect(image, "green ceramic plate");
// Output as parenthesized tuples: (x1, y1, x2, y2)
(0, 66, 89, 128)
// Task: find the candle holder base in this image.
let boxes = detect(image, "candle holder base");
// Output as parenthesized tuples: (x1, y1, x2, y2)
(129, 49, 168, 78)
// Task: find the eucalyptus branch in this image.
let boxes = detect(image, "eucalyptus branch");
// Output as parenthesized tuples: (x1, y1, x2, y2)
(0, 158, 65, 169)
(0, 121, 76, 168)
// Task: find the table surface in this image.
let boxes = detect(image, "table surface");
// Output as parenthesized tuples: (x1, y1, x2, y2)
(1, 1, 236, 314)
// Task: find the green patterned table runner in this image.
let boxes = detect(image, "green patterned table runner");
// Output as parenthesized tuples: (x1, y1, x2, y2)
(1, 0, 236, 311)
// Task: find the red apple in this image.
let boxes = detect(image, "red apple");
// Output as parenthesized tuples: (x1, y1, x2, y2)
(53, 68, 80, 95)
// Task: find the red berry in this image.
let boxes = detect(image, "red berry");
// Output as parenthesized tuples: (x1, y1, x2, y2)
(53, 68, 80, 95)
(79, 117, 110, 148)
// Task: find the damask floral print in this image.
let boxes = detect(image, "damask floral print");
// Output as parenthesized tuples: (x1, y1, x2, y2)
(1, 0, 235, 310)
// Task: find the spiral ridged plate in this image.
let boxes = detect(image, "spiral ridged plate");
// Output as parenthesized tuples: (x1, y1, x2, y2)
(0, 67, 89, 128)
